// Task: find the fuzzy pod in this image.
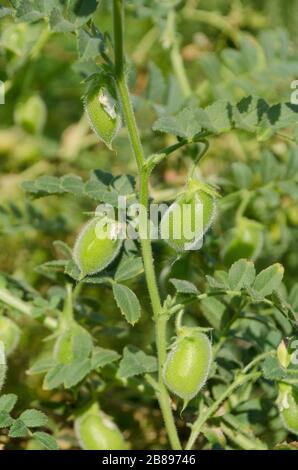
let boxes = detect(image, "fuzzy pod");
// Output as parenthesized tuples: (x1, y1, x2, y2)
(222, 217, 263, 266)
(73, 216, 123, 278)
(278, 384, 298, 435)
(53, 323, 92, 365)
(84, 80, 121, 149)
(75, 402, 127, 450)
(160, 180, 217, 252)
(0, 316, 21, 356)
(163, 328, 212, 402)
(0, 341, 7, 392)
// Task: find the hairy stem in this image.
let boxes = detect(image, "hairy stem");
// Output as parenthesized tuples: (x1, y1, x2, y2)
(112, 0, 181, 450)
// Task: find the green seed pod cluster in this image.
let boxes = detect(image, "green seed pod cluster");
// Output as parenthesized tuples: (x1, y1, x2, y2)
(0, 341, 7, 392)
(163, 328, 212, 403)
(14, 94, 47, 134)
(53, 323, 92, 365)
(75, 402, 127, 450)
(278, 383, 298, 435)
(84, 77, 121, 149)
(0, 316, 21, 356)
(222, 217, 263, 266)
(73, 216, 123, 278)
(160, 180, 218, 252)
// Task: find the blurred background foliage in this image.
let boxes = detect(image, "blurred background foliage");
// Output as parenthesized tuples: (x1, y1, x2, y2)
(0, 0, 298, 449)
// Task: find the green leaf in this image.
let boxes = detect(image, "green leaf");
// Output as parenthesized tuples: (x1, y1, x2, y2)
(64, 359, 92, 388)
(91, 347, 120, 370)
(118, 346, 157, 379)
(234, 96, 298, 137)
(72, 329, 93, 360)
(0, 394, 17, 413)
(49, 7, 76, 32)
(67, 0, 99, 28)
(262, 356, 288, 381)
(228, 259, 256, 290)
(50, 0, 97, 33)
(265, 102, 298, 131)
(43, 364, 68, 390)
(22, 171, 135, 206)
(233, 96, 269, 132)
(15, 0, 56, 22)
(22, 174, 84, 199)
(60, 174, 84, 196)
(170, 278, 199, 295)
(206, 271, 230, 289)
(115, 256, 143, 282)
(20, 409, 48, 428)
(112, 284, 141, 325)
(252, 263, 284, 298)
(152, 104, 203, 139)
(28, 358, 55, 375)
(8, 419, 29, 438)
(200, 100, 233, 134)
(84, 171, 118, 205)
(53, 240, 72, 259)
(22, 176, 65, 197)
(64, 259, 82, 281)
(34, 260, 67, 280)
(33, 431, 59, 450)
(81, 274, 111, 285)
(262, 356, 298, 384)
(0, 411, 13, 428)
(112, 174, 135, 196)
(200, 297, 228, 330)
(77, 29, 103, 61)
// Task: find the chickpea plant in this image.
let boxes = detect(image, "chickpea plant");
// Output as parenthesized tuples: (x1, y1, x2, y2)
(0, 0, 298, 451)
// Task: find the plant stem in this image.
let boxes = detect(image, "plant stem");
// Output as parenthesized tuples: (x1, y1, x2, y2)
(165, 10, 192, 98)
(0, 288, 32, 317)
(60, 283, 74, 330)
(170, 42, 192, 98)
(183, 8, 240, 45)
(220, 422, 266, 450)
(185, 371, 260, 450)
(132, 26, 159, 66)
(112, 0, 181, 450)
(0, 287, 57, 330)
